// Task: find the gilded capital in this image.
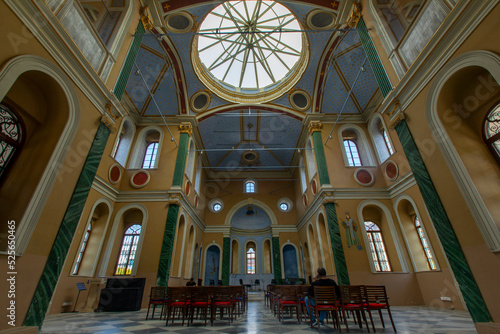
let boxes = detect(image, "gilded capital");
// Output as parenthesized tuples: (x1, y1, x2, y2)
(179, 122, 193, 136)
(140, 6, 154, 31)
(308, 121, 323, 134)
(347, 2, 362, 28)
(101, 114, 117, 134)
(389, 112, 405, 130)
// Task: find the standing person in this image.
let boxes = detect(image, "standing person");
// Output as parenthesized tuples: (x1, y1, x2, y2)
(305, 267, 339, 326)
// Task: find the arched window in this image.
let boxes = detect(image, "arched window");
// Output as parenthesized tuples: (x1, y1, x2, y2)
(72, 223, 92, 275)
(246, 242, 256, 274)
(0, 104, 24, 184)
(142, 142, 158, 168)
(414, 217, 437, 270)
(343, 139, 362, 166)
(483, 103, 500, 165)
(115, 224, 141, 276)
(305, 139, 317, 181)
(299, 156, 307, 193)
(245, 180, 256, 193)
(382, 128, 395, 155)
(112, 119, 135, 167)
(364, 221, 391, 272)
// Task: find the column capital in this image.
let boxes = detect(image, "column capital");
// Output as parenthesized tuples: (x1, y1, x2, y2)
(101, 114, 117, 134)
(308, 121, 323, 134)
(140, 6, 154, 31)
(179, 122, 193, 136)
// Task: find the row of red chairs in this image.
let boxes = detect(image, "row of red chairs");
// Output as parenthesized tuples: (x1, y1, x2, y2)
(145, 285, 247, 326)
(266, 284, 396, 333)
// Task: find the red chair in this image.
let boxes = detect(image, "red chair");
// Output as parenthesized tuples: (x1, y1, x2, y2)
(277, 286, 301, 323)
(338, 285, 370, 332)
(312, 286, 342, 332)
(165, 287, 188, 326)
(189, 287, 211, 326)
(211, 286, 234, 326)
(363, 285, 397, 332)
(145, 287, 166, 320)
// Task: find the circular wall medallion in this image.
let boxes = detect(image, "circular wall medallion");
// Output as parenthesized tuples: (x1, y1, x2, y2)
(242, 150, 258, 164)
(165, 12, 194, 33)
(311, 178, 317, 195)
(303, 193, 308, 207)
(109, 163, 122, 184)
(354, 168, 375, 187)
(130, 170, 150, 188)
(289, 90, 311, 111)
(307, 9, 337, 30)
(384, 160, 399, 181)
(185, 180, 191, 196)
(190, 91, 211, 113)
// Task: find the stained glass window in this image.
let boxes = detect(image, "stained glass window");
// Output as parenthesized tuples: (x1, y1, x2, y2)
(382, 129, 394, 155)
(365, 221, 391, 272)
(115, 224, 141, 276)
(484, 104, 500, 164)
(247, 246, 256, 274)
(0, 104, 23, 183)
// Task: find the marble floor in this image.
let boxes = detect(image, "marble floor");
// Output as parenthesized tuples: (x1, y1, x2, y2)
(40, 292, 477, 334)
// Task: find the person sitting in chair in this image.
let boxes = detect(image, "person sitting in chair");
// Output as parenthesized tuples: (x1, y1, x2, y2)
(305, 267, 339, 326)
(186, 277, 196, 286)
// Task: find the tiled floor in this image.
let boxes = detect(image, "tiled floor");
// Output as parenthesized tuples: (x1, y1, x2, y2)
(40, 292, 477, 333)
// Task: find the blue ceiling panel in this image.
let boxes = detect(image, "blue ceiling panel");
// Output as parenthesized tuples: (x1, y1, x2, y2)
(321, 69, 359, 114)
(199, 111, 241, 165)
(125, 47, 166, 112)
(352, 59, 379, 111)
(143, 68, 178, 116)
(336, 46, 367, 88)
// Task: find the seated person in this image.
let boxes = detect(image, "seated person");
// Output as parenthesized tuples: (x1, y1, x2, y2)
(305, 267, 339, 326)
(186, 277, 196, 286)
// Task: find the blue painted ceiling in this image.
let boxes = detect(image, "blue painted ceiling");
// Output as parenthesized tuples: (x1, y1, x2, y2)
(123, 1, 381, 172)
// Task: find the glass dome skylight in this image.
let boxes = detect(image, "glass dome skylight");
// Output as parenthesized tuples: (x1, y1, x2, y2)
(193, 0, 308, 103)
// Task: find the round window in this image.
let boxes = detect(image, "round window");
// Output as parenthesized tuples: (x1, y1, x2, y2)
(213, 203, 222, 212)
(277, 197, 292, 212)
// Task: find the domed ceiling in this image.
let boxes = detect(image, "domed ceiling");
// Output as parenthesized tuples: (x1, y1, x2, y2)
(124, 0, 381, 175)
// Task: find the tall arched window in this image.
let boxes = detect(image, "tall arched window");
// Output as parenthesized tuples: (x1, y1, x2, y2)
(246, 242, 256, 274)
(382, 128, 395, 156)
(483, 103, 500, 165)
(414, 217, 437, 270)
(364, 221, 391, 272)
(112, 119, 135, 167)
(115, 224, 141, 276)
(343, 139, 362, 166)
(0, 104, 24, 184)
(245, 180, 256, 193)
(72, 222, 92, 275)
(142, 142, 158, 168)
(299, 157, 307, 193)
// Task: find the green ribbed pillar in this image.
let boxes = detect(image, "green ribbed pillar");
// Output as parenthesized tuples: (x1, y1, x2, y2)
(324, 203, 350, 285)
(222, 237, 230, 285)
(113, 22, 145, 100)
(357, 18, 392, 97)
(24, 123, 111, 327)
(395, 119, 491, 323)
(272, 237, 282, 284)
(309, 122, 330, 186)
(172, 123, 191, 187)
(156, 204, 179, 287)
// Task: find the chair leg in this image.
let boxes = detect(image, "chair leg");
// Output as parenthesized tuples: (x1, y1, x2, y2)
(146, 304, 151, 320)
(367, 309, 376, 332)
(378, 309, 385, 328)
(386, 308, 397, 332)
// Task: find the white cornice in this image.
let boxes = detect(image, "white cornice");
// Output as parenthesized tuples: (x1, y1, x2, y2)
(296, 173, 416, 231)
(382, 0, 499, 119)
(4, 0, 128, 119)
(91, 175, 206, 230)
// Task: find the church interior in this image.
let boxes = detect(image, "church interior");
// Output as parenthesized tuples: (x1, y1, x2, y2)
(1, 0, 500, 332)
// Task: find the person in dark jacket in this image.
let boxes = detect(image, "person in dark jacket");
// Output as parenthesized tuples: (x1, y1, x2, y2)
(305, 267, 339, 326)
(186, 278, 196, 286)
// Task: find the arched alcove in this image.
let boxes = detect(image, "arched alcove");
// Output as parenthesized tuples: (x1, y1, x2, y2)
(204, 244, 221, 286)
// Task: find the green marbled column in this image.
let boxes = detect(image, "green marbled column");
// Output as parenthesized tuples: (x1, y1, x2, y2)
(272, 237, 282, 284)
(24, 123, 110, 327)
(172, 132, 189, 187)
(156, 204, 179, 287)
(395, 120, 491, 323)
(221, 237, 230, 285)
(113, 22, 145, 100)
(324, 202, 350, 285)
(312, 131, 331, 186)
